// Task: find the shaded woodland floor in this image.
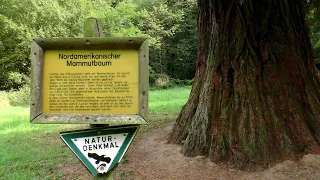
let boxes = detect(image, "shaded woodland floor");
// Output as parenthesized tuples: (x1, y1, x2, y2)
(115, 121, 320, 180)
(61, 121, 320, 179)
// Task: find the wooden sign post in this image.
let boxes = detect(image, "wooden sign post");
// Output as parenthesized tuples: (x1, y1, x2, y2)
(30, 26, 148, 125)
(30, 18, 148, 178)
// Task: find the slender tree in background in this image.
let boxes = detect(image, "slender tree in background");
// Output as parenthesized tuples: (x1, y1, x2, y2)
(308, 0, 320, 63)
(170, 0, 320, 168)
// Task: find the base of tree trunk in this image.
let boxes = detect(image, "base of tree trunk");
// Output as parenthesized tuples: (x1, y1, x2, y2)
(169, 0, 320, 169)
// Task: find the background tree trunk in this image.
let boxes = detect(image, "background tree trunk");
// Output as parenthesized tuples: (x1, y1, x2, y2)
(170, 0, 320, 168)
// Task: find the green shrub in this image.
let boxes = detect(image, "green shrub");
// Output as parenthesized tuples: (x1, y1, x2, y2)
(7, 84, 30, 107)
(169, 78, 193, 86)
(0, 91, 10, 108)
(150, 78, 194, 91)
(149, 66, 193, 90)
(0, 72, 30, 91)
(149, 66, 157, 85)
(149, 67, 169, 85)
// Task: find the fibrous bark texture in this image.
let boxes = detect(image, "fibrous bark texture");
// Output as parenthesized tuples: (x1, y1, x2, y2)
(170, 0, 320, 168)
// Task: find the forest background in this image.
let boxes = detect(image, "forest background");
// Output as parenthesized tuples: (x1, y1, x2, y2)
(0, 0, 319, 93)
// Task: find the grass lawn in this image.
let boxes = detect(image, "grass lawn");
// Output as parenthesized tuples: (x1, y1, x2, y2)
(149, 86, 191, 115)
(0, 86, 191, 179)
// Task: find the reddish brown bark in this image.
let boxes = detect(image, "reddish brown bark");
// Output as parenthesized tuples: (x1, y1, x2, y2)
(170, 0, 320, 168)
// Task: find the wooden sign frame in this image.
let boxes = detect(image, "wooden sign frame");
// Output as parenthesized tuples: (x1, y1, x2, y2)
(30, 37, 148, 125)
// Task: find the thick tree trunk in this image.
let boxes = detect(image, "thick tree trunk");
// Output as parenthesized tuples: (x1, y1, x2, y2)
(170, 0, 320, 168)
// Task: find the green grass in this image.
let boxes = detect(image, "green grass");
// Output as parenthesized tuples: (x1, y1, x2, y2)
(149, 86, 191, 114)
(0, 87, 191, 179)
(0, 107, 88, 179)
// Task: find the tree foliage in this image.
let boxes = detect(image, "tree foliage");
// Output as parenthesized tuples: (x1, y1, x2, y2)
(135, 0, 198, 79)
(307, 0, 320, 63)
(0, 0, 82, 90)
(0, 0, 198, 90)
(0, 0, 145, 90)
(0, 0, 318, 90)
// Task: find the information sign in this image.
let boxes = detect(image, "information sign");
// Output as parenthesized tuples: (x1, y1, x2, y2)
(30, 38, 148, 124)
(60, 125, 139, 176)
(43, 50, 139, 114)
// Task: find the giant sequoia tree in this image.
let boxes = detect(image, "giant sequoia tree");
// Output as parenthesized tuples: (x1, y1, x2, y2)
(170, 0, 320, 168)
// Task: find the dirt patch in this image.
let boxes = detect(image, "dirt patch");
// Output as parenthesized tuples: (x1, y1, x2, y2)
(115, 121, 320, 180)
(57, 163, 91, 180)
(58, 121, 320, 179)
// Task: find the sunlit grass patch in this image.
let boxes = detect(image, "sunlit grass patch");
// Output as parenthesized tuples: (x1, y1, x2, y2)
(0, 87, 192, 179)
(0, 107, 87, 179)
(149, 86, 191, 114)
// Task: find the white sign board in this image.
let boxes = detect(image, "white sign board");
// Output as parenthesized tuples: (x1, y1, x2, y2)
(60, 125, 139, 175)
